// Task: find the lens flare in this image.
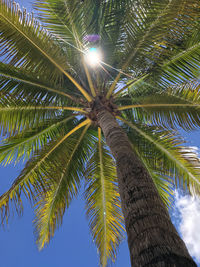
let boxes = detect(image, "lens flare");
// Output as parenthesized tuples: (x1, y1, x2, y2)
(84, 48, 102, 67)
(83, 35, 100, 43)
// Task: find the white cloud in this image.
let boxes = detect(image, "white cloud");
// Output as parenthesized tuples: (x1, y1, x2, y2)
(175, 192, 200, 263)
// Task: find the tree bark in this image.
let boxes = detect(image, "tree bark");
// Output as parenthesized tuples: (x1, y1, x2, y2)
(96, 107, 197, 267)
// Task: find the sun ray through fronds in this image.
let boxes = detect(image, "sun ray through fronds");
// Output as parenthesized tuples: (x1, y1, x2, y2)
(55, 1, 97, 98)
(82, 61, 96, 97)
(40, 0, 97, 98)
(113, 74, 148, 98)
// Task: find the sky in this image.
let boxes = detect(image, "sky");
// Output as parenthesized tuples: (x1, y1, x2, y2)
(0, 1, 200, 266)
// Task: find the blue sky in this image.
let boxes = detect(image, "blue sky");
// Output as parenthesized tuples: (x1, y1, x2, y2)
(0, 1, 200, 266)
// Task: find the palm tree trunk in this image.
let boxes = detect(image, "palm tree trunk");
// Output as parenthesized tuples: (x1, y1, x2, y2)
(96, 107, 197, 267)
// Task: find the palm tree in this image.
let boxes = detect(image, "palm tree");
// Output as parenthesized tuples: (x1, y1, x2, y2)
(0, 0, 200, 265)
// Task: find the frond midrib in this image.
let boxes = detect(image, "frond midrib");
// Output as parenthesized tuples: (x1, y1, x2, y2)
(98, 128, 107, 267)
(0, 106, 86, 113)
(118, 103, 200, 111)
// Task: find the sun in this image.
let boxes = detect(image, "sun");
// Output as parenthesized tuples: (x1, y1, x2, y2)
(84, 47, 102, 67)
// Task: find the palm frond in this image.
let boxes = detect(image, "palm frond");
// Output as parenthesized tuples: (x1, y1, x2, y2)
(34, 0, 86, 46)
(0, 62, 80, 103)
(0, 118, 91, 224)
(0, 95, 63, 136)
(34, 124, 93, 249)
(0, 1, 64, 82)
(85, 128, 124, 267)
(116, 32, 200, 99)
(118, 80, 200, 130)
(0, 115, 76, 165)
(34, 0, 90, 91)
(118, 116, 200, 196)
(0, 0, 92, 101)
(157, 29, 200, 87)
(107, 0, 199, 97)
(34, 0, 130, 59)
(113, 74, 149, 98)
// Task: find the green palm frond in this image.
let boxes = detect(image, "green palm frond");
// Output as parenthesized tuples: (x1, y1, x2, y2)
(35, 0, 90, 52)
(118, 79, 200, 130)
(0, 102, 59, 136)
(107, 0, 199, 97)
(0, 0, 92, 101)
(34, 0, 82, 44)
(117, 27, 200, 98)
(118, 116, 200, 195)
(34, 0, 129, 57)
(0, 85, 85, 136)
(34, 124, 93, 249)
(157, 28, 200, 87)
(124, 0, 198, 67)
(0, 92, 70, 135)
(0, 115, 75, 165)
(35, 0, 97, 95)
(117, 75, 161, 100)
(85, 128, 124, 267)
(113, 74, 149, 98)
(151, 172, 174, 208)
(0, 0, 65, 82)
(0, 62, 79, 103)
(0, 119, 91, 223)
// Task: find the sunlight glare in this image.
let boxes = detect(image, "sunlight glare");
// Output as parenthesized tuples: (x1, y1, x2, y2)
(84, 48, 102, 67)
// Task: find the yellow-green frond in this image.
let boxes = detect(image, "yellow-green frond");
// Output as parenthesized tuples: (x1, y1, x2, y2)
(0, 0, 92, 101)
(0, 62, 79, 103)
(85, 128, 124, 267)
(0, 115, 76, 165)
(106, 0, 199, 98)
(0, 119, 91, 224)
(118, 80, 200, 130)
(34, 124, 92, 249)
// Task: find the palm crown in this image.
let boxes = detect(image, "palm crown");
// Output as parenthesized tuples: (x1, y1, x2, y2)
(0, 0, 200, 266)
